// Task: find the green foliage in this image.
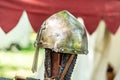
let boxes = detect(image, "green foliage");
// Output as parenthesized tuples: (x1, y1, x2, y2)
(0, 47, 44, 78)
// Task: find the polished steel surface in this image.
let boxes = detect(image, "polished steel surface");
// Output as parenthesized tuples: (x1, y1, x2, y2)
(35, 10, 88, 54)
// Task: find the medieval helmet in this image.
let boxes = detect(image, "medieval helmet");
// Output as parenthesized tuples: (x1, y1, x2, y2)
(34, 10, 88, 54)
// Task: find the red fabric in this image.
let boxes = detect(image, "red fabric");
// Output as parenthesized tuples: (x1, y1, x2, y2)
(0, 0, 120, 34)
(0, 1, 23, 33)
(104, 1, 120, 33)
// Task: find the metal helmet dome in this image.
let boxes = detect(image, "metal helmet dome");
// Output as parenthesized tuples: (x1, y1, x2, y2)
(34, 10, 88, 54)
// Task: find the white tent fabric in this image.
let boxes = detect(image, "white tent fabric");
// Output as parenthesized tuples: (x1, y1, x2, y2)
(91, 22, 120, 80)
(0, 11, 32, 49)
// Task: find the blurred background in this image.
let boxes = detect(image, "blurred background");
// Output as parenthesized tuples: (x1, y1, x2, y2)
(0, 14, 40, 78)
(0, 0, 120, 80)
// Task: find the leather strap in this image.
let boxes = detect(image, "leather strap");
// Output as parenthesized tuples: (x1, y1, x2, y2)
(51, 53, 60, 77)
(60, 55, 75, 79)
(45, 52, 75, 80)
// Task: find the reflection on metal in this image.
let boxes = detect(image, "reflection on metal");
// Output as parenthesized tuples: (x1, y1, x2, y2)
(36, 10, 88, 54)
(32, 10, 89, 79)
